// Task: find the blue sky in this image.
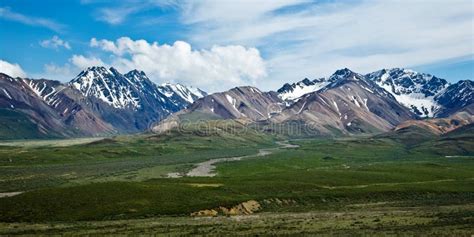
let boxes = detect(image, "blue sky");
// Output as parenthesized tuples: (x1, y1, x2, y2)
(0, 0, 473, 92)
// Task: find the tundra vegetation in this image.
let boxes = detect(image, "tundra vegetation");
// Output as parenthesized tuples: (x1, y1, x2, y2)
(0, 120, 473, 235)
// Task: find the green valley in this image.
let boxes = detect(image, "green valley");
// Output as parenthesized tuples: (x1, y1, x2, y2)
(0, 120, 473, 235)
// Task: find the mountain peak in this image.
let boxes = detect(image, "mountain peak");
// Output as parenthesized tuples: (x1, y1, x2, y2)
(329, 68, 361, 81)
(109, 67, 121, 75)
(157, 82, 207, 104)
(124, 69, 148, 80)
(366, 68, 449, 117)
(84, 66, 109, 73)
(277, 77, 331, 102)
(301, 78, 312, 86)
(70, 66, 144, 109)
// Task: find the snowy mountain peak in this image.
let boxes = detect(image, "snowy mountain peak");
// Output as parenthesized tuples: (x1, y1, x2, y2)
(329, 68, 362, 81)
(124, 69, 147, 80)
(366, 68, 449, 117)
(277, 68, 365, 103)
(276, 67, 469, 118)
(434, 80, 473, 116)
(70, 65, 208, 111)
(70, 67, 143, 109)
(277, 77, 329, 102)
(108, 67, 121, 75)
(157, 82, 207, 104)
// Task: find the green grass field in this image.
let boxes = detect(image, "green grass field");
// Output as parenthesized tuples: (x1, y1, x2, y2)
(0, 120, 473, 235)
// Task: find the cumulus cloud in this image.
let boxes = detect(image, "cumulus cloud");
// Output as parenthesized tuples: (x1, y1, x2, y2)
(88, 37, 266, 91)
(39, 35, 71, 50)
(0, 59, 27, 78)
(70, 55, 106, 69)
(42, 63, 76, 81)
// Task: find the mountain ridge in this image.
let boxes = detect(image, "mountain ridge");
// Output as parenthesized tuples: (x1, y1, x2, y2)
(277, 67, 472, 119)
(1, 66, 472, 139)
(0, 67, 207, 138)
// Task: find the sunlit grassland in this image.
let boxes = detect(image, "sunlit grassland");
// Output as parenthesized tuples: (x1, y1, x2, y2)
(0, 121, 473, 235)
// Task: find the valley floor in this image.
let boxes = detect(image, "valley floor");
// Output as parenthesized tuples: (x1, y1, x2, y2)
(0, 123, 473, 235)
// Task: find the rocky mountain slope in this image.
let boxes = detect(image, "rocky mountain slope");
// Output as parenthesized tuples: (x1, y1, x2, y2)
(269, 69, 415, 135)
(278, 68, 473, 119)
(184, 86, 284, 121)
(155, 67, 472, 136)
(394, 111, 474, 136)
(1, 65, 472, 139)
(434, 80, 473, 117)
(0, 73, 119, 138)
(0, 67, 206, 138)
(277, 78, 330, 103)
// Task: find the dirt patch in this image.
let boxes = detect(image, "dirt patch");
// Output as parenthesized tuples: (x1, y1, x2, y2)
(191, 200, 261, 217)
(191, 209, 218, 217)
(0, 192, 23, 198)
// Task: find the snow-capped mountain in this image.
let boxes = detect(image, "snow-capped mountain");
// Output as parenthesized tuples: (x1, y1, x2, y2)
(270, 68, 416, 135)
(158, 82, 207, 106)
(277, 68, 389, 104)
(278, 68, 471, 119)
(365, 68, 449, 117)
(0, 67, 207, 138)
(0, 73, 115, 138)
(0, 65, 471, 139)
(67, 66, 207, 132)
(70, 67, 206, 111)
(277, 78, 330, 102)
(70, 67, 148, 109)
(434, 80, 473, 117)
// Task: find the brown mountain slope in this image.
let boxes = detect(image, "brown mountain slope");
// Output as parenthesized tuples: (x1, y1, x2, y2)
(269, 69, 416, 135)
(0, 73, 116, 137)
(394, 112, 474, 135)
(184, 86, 284, 121)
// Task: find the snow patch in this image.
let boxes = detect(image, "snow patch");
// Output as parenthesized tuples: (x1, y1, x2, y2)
(332, 100, 341, 116)
(2, 88, 12, 99)
(225, 94, 238, 111)
(279, 80, 330, 101)
(297, 101, 307, 114)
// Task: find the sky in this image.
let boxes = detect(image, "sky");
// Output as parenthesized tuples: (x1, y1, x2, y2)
(0, 0, 473, 92)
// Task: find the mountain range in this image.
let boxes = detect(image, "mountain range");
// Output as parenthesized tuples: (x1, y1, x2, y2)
(279, 68, 472, 118)
(0, 66, 206, 139)
(0, 66, 472, 139)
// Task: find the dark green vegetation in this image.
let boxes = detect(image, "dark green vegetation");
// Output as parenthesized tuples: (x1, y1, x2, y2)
(0, 109, 54, 140)
(0, 120, 473, 235)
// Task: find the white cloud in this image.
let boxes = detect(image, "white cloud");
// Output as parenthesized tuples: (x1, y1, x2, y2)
(70, 55, 106, 69)
(0, 7, 65, 32)
(39, 35, 71, 50)
(29, 0, 473, 90)
(97, 6, 142, 25)
(42, 63, 76, 81)
(88, 37, 266, 91)
(92, 0, 177, 25)
(179, 0, 474, 90)
(41, 55, 107, 81)
(0, 59, 27, 78)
